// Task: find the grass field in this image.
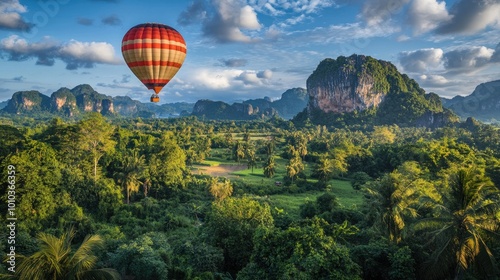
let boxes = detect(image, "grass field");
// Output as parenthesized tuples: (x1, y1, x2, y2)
(268, 179, 363, 219)
(195, 147, 363, 219)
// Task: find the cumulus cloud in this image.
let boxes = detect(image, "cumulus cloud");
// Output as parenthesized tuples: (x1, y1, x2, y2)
(178, 0, 337, 43)
(179, 0, 261, 43)
(257, 69, 273, 79)
(436, 0, 500, 35)
(193, 68, 273, 90)
(0, 0, 33, 32)
(444, 46, 494, 71)
(360, 0, 410, 26)
(407, 0, 451, 34)
(220, 58, 248, 67)
(399, 44, 500, 75)
(418, 74, 449, 86)
(399, 48, 444, 72)
(0, 35, 121, 70)
(178, 0, 207, 26)
(250, 0, 335, 15)
(0, 35, 59, 65)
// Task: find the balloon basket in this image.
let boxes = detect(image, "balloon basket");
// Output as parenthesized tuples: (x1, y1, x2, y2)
(150, 94, 160, 103)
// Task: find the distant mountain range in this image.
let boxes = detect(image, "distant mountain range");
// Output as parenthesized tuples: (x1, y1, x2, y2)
(0, 84, 307, 120)
(191, 88, 308, 120)
(1, 63, 499, 124)
(0, 84, 194, 118)
(441, 80, 500, 123)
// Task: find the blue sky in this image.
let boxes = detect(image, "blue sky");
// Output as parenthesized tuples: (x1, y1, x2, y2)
(0, 0, 499, 104)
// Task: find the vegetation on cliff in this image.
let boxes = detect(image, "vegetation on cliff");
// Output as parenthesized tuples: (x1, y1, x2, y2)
(301, 54, 457, 128)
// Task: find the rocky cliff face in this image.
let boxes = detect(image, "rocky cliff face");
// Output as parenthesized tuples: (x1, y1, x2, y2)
(302, 54, 456, 127)
(71, 85, 114, 115)
(442, 80, 500, 122)
(242, 88, 308, 119)
(3, 91, 51, 114)
(307, 55, 387, 114)
(50, 88, 78, 116)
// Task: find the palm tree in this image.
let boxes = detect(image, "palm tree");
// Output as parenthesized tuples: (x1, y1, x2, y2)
(314, 156, 334, 182)
(263, 156, 276, 178)
(14, 229, 120, 280)
(363, 162, 424, 243)
(286, 155, 304, 184)
(115, 150, 145, 204)
(245, 144, 257, 173)
(209, 177, 233, 203)
(415, 167, 500, 280)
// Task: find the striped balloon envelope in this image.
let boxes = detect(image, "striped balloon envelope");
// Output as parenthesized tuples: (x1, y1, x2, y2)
(121, 23, 187, 102)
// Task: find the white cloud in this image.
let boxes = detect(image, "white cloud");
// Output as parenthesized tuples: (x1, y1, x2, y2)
(59, 40, 120, 66)
(251, 0, 335, 15)
(436, 0, 500, 35)
(0, 35, 121, 69)
(418, 74, 448, 86)
(360, 0, 410, 26)
(239, 5, 261, 29)
(408, 0, 451, 34)
(204, 0, 262, 43)
(399, 48, 444, 72)
(192, 68, 273, 90)
(0, 0, 32, 31)
(257, 69, 273, 79)
(444, 46, 494, 70)
(178, 0, 336, 43)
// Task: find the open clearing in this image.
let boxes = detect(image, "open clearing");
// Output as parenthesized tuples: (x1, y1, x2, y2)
(192, 164, 248, 177)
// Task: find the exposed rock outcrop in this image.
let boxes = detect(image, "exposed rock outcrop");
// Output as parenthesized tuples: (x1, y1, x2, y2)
(3, 91, 50, 114)
(303, 54, 457, 127)
(243, 88, 308, 119)
(50, 88, 78, 116)
(71, 84, 114, 115)
(307, 55, 392, 114)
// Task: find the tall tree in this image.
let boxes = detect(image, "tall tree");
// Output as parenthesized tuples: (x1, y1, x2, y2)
(245, 143, 257, 173)
(263, 156, 276, 178)
(77, 113, 116, 181)
(364, 161, 426, 243)
(115, 149, 145, 204)
(15, 230, 120, 280)
(233, 140, 245, 163)
(314, 156, 335, 182)
(415, 167, 500, 280)
(205, 197, 274, 276)
(148, 132, 187, 195)
(286, 154, 304, 184)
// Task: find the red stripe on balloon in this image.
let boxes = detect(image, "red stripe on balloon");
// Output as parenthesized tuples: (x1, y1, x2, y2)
(142, 81, 170, 85)
(121, 43, 186, 52)
(127, 61, 183, 68)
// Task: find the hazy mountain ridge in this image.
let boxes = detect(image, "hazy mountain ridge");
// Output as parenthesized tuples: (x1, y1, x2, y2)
(441, 80, 500, 122)
(191, 88, 307, 120)
(0, 84, 195, 118)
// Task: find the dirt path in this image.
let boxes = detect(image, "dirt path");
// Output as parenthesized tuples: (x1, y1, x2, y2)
(192, 164, 247, 177)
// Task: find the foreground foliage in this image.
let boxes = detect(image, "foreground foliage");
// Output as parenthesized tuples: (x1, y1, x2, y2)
(0, 115, 499, 279)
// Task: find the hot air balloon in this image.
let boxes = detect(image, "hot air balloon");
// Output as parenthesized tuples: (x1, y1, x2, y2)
(121, 23, 187, 103)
